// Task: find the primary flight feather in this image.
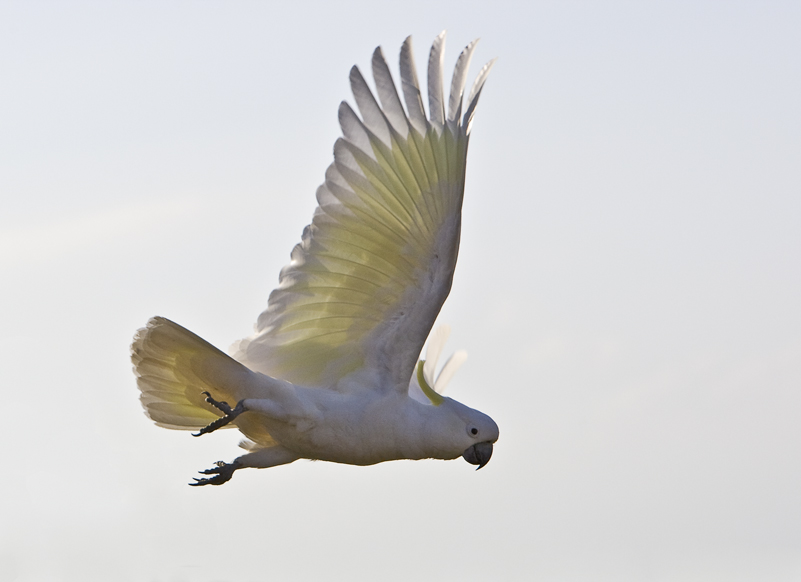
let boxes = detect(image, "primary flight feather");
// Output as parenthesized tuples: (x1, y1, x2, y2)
(131, 32, 498, 485)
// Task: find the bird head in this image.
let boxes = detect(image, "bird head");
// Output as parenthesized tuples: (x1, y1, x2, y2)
(409, 325, 499, 468)
(445, 396, 499, 470)
(412, 358, 499, 469)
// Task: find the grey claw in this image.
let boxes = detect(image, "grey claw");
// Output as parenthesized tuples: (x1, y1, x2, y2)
(188, 460, 242, 486)
(192, 392, 246, 437)
(202, 391, 234, 414)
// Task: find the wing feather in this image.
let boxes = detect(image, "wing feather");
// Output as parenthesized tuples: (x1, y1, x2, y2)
(372, 47, 409, 137)
(464, 58, 497, 134)
(448, 39, 479, 124)
(427, 31, 447, 127)
(399, 36, 428, 135)
(234, 33, 494, 391)
(349, 66, 392, 149)
(338, 102, 373, 158)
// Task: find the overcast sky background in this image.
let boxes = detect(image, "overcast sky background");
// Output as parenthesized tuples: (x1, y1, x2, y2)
(1, 1, 800, 581)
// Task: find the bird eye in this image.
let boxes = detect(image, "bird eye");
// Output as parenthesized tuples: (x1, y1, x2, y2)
(469, 427, 479, 437)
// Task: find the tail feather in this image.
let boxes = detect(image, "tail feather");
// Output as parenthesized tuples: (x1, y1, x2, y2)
(131, 316, 251, 430)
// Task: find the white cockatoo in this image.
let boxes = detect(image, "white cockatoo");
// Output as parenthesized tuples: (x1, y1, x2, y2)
(131, 32, 498, 485)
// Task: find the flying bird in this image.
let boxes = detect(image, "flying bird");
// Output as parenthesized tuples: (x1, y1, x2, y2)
(131, 32, 498, 485)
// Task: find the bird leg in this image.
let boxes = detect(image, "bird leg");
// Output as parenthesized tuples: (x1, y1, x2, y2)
(188, 447, 299, 487)
(189, 459, 242, 486)
(192, 391, 247, 436)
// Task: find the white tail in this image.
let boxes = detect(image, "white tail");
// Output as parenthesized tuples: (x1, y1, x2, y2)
(131, 317, 251, 430)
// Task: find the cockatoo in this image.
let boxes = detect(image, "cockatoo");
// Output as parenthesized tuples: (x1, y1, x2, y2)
(131, 32, 499, 485)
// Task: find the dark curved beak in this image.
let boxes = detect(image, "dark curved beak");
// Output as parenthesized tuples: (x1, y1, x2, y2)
(462, 441, 493, 470)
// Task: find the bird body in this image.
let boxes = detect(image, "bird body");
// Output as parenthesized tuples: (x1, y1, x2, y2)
(131, 32, 498, 485)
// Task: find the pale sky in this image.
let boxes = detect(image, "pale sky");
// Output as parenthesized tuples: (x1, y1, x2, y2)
(1, 1, 800, 581)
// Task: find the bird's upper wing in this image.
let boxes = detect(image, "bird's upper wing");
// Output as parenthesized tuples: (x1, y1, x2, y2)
(233, 33, 495, 392)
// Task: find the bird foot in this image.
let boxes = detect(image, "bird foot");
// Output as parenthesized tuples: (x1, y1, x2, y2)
(192, 391, 246, 436)
(189, 460, 242, 487)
